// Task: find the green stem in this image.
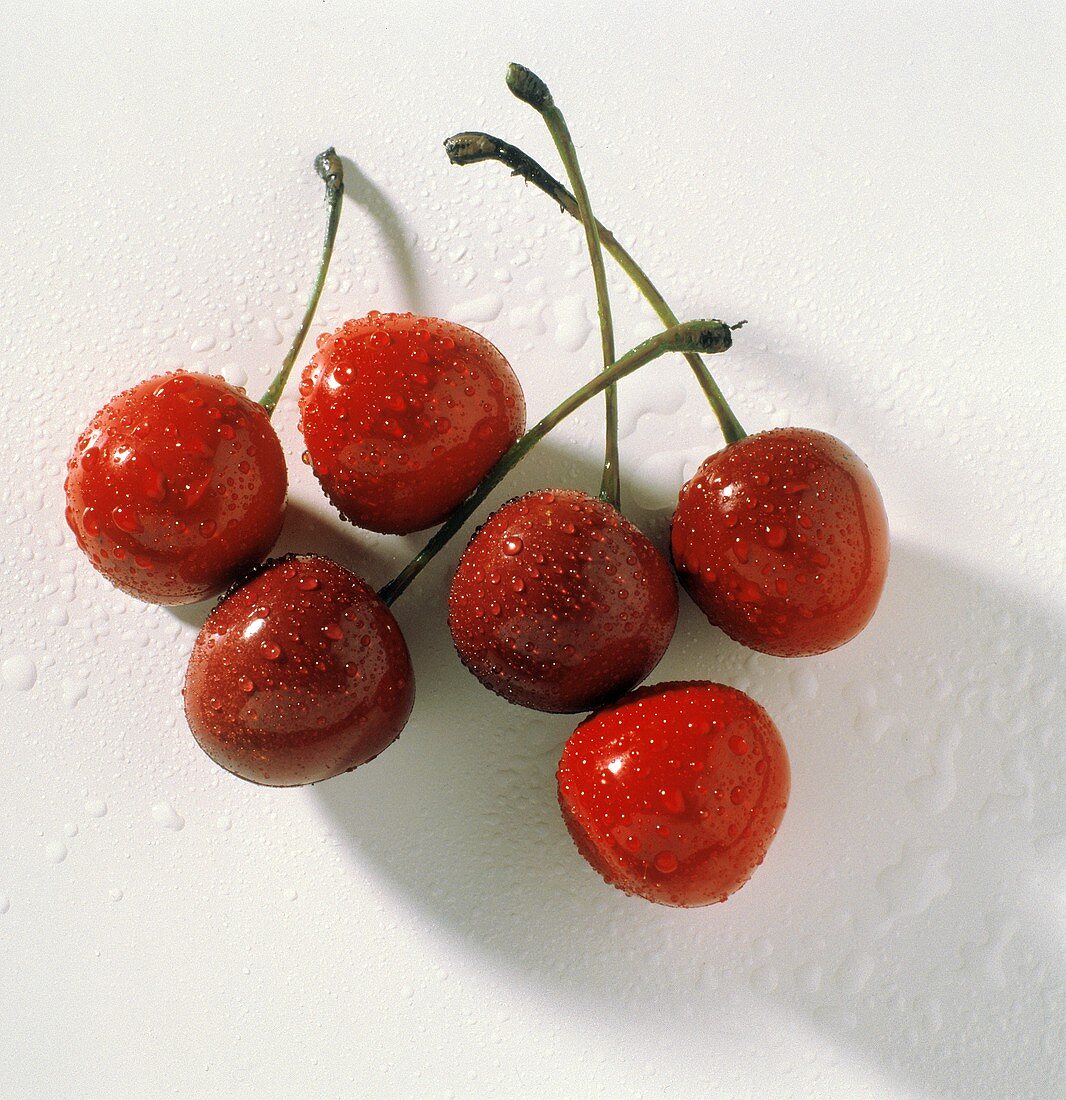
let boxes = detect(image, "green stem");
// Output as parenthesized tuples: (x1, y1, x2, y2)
(443, 131, 748, 446)
(505, 63, 621, 508)
(378, 319, 735, 605)
(259, 148, 344, 417)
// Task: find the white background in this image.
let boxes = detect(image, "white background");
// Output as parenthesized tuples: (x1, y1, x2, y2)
(1, 3, 1062, 1097)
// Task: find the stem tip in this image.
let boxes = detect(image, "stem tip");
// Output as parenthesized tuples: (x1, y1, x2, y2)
(506, 63, 553, 111)
(443, 132, 499, 166)
(314, 148, 343, 196)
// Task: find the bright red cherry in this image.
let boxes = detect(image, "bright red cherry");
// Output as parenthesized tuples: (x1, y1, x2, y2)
(671, 428, 889, 657)
(298, 311, 526, 534)
(448, 488, 678, 713)
(64, 372, 287, 605)
(557, 681, 790, 907)
(184, 554, 414, 786)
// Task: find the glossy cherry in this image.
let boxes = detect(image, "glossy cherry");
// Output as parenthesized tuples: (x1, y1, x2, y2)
(299, 311, 526, 534)
(64, 372, 286, 605)
(557, 680, 790, 907)
(184, 554, 414, 786)
(448, 488, 678, 713)
(671, 428, 889, 657)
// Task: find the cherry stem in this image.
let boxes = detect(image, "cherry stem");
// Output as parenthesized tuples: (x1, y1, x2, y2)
(259, 148, 344, 417)
(444, 131, 748, 446)
(506, 63, 621, 509)
(378, 319, 735, 605)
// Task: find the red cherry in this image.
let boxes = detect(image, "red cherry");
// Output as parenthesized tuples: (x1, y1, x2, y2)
(64, 372, 286, 604)
(557, 681, 790, 907)
(183, 554, 414, 786)
(448, 489, 678, 713)
(671, 427, 889, 657)
(298, 311, 526, 534)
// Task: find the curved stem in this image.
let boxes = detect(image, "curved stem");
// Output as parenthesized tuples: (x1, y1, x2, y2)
(444, 131, 747, 446)
(378, 319, 735, 605)
(505, 63, 621, 508)
(259, 148, 344, 417)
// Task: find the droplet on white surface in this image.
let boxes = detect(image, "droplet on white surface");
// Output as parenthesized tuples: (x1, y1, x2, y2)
(451, 292, 503, 324)
(109, 889, 123, 902)
(217, 815, 232, 832)
(750, 965, 779, 994)
(63, 823, 79, 838)
(790, 666, 819, 701)
(61, 676, 89, 709)
(876, 843, 952, 920)
(0, 895, 9, 915)
(2, 655, 37, 691)
(151, 802, 185, 831)
(550, 295, 592, 353)
(222, 364, 248, 388)
(46, 841, 68, 864)
(85, 799, 108, 818)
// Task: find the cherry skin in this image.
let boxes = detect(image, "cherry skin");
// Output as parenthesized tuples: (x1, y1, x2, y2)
(64, 372, 287, 605)
(299, 311, 526, 534)
(671, 427, 889, 657)
(184, 554, 415, 786)
(557, 681, 790, 907)
(448, 488, 678, 713)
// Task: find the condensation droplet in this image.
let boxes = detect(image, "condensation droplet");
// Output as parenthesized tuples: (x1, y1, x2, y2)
(2, 655, 37, 691)
(151, 802, 185, 831)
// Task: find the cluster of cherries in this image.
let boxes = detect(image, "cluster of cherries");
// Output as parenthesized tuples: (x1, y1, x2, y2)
(64, 67, 888, 908)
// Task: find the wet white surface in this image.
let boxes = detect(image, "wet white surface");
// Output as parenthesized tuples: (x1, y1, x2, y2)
(1, 4, 1062, 1097)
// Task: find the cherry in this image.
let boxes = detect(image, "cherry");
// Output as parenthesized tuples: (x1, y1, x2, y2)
(64, 372, 287, 604)
(184, 554, 414, 786)
(298, 311, 526, 534)
(671, 428, 889, 657)
(448, 489, 678, 713)
(557, 680, 790, 907)
(65, 148, 344, 605)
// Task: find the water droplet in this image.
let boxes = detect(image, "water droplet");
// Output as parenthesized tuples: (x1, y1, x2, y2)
(503, 536, 523, 556)
(1, 655, 37, 691)
(46, 841, 68, 864)
(662, 788, 686, 814)
(111, 506, 140, 533)
(222, 364, 248, 388)
(653, 851, 678, 874)
(151, 802, 185, 831)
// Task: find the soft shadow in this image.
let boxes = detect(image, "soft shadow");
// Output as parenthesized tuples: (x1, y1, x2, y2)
(270, 497, 417, 593)
(315, 530, 1063, 1097)
(165, 598, 214, 631)
(338, 156, 427, 314)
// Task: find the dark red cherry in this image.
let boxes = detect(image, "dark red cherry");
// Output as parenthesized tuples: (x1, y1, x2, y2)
(298, 311, 525, 534)
(183, 554, 414, 786)
(448, 488, 678, 713)
(671, 427, 889, 657)
(64, 372, 286, 605)
(557, 681, 790, 907)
